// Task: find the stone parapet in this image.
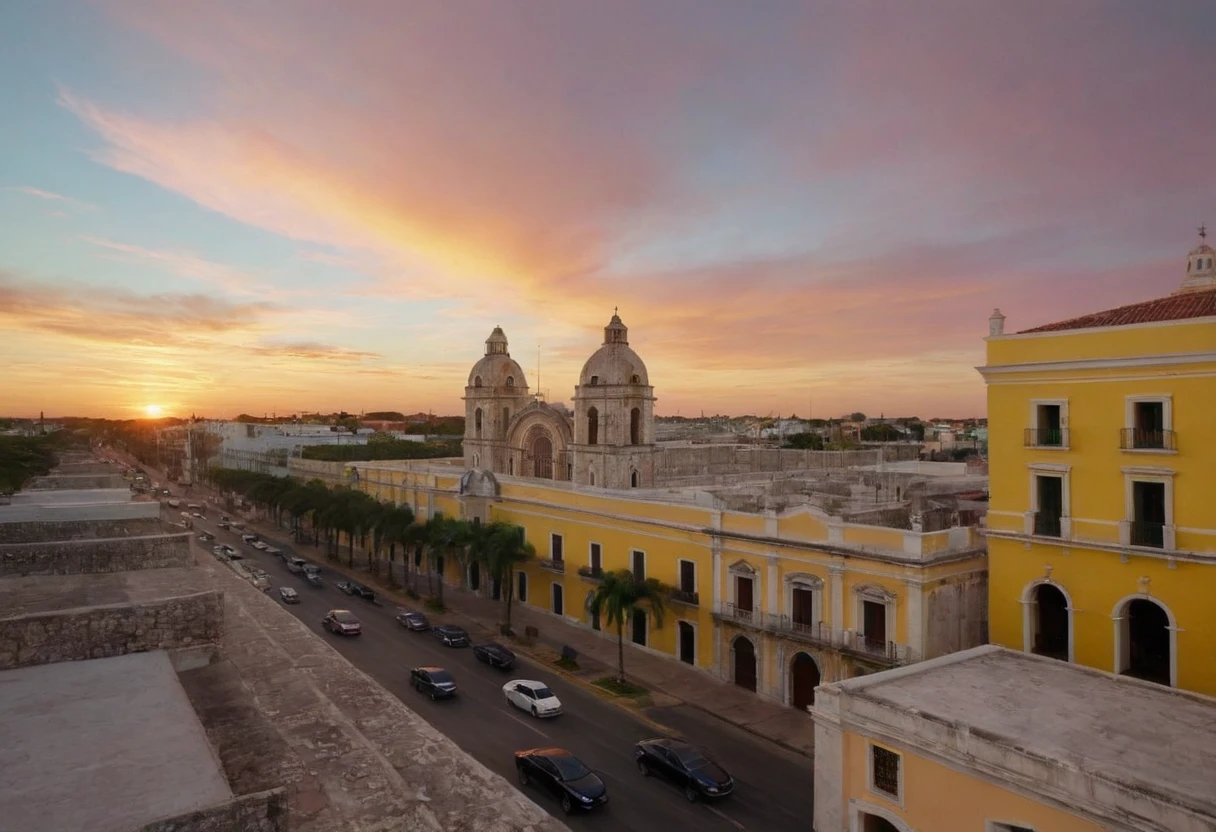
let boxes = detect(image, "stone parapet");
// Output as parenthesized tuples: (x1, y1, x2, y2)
(0, 590, 224, 670)
(0, 517, 165, 544)
(137, 788, 288, 832)
(0, 500, 162, 523)
(0, 532, 192, 577)
(28, 473, 129, 490)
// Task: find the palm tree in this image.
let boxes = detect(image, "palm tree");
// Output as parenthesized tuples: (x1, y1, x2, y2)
(424, 515, 471, 608)
(403, 520, 429, 594)
(476, 521, 535, 633)
(377, 505, 414, 586)
(588, 570, 670, 684)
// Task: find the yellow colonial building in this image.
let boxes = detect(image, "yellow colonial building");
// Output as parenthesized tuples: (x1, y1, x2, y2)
(314, 314, 989, 711)
(978, 241, 1216, 694)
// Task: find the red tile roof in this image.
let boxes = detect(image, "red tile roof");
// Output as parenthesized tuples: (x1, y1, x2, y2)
(1018, 288, 1216, 334)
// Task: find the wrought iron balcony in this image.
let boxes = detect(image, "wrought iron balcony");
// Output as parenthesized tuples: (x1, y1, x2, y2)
(577, 565, 604, 582)
(538, 558, 566, 574)
(670, 588, 699, 607)
(1130, 520, 1165, 549)
(1033, 511, 1062, 537)
(1120, 428, 1176, 451)
(1024, 428, 1066, 448)
(722, 601, 756, 623)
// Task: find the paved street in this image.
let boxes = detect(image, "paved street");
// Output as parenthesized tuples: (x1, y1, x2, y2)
(182, 507, 813, 832)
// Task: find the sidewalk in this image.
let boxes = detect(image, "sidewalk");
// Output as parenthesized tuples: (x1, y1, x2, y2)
(131, 456, 815, 758)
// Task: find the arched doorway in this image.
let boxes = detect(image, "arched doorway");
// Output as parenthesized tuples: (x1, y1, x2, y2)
(862, 814, 902, 832)
(1032, 583, 1069, 661)
(1124, 598, 1170, 685)
(790, 652, 820, 710)
(468, 561, 480, 592)
(531, 433, 554, 479)
(732, 636, 757, 692)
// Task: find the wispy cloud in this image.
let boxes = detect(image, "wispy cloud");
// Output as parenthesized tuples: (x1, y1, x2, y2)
(81, 236, 264, 295)
(3, 185, 98, 212)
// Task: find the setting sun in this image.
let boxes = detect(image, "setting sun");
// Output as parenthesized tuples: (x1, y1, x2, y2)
(144, 404, 164, 418)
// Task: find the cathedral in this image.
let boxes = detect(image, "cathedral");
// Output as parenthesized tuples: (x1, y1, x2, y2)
(462, 312, 657, 489)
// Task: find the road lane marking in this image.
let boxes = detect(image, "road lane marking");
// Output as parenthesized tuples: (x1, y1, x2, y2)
(504, 709, 551, 739)
(707, 805, 746, 830)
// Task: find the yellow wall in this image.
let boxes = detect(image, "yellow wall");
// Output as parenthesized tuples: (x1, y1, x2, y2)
(841, 733, 1104, 832)
(983, 319, 1216, 696)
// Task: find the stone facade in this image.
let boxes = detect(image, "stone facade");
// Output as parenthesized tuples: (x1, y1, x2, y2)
(0, 590, 224, 670)
(0, 532, 192, 577)
(138, 788, 288, 832)
(27, 473, 129, 490)
(0, 517, 166, 544)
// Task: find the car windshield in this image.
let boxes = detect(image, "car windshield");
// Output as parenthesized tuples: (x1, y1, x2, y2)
(333, 612, 358, 623)
(429, 670, 454, 684)
(442, 627, 465, 635)
(670, 744, 710, 768)
(549, 754, 591, 782)
(532, 686, 556, 700)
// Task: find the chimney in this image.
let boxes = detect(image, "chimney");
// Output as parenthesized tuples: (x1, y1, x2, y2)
(988, 308, 1006, 337)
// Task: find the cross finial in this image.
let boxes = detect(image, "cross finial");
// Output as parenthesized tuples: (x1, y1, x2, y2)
(1200, 224, 1207, 241)
(614, 305, 618, 316)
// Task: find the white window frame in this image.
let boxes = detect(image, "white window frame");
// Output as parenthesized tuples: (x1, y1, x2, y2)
(853, 585, 897, 644)
(1020, 578, 1075, 662)
(549, 532, 563, 562)
(1111, 593, 1179, 687)
(1027, 398, 1069, 449)
(866, 742, 904, 807)
(1120, 466, 1175, 549)
(630, 548, 647, 580)
(1024, 463, 1071, 538)
(676, 558, 697, 594)
(783, 573, 825, 627)
(1123, 394, 1175, 454)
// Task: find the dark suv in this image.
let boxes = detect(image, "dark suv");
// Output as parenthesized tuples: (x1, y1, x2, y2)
(337, 580, 376, 601)
(410, 666, 457, 700)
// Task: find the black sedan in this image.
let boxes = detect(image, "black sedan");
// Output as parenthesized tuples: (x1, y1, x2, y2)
(432, 624, 470, 647)
(336, 580, 376, 601)
(473, 642, 516, 670)
(634, 737, 734, 802)
(396, 610, 431, 631)
(410, 666, 457, 700)
(515, 747, 607, 814)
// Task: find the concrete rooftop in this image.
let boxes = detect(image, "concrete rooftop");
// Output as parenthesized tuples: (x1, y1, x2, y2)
(0, 650, 232, 832)
(850, 646, 1216, 811)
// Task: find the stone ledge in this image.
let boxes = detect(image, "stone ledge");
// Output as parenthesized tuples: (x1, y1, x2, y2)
(137, 787, 288, 832)
(0, 532, 192, 577)
(0, 590, 224, 670)
(0, 517, 165, 544)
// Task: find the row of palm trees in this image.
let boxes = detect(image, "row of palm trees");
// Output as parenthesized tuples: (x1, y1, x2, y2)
(207, 467, 670, 683)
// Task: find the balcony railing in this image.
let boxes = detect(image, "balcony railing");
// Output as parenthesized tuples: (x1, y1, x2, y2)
(577, 565, 604, 581)
(1120, 428, 1176, 451)
(670, 588, 699, 607)
(1033, 511, 1062, 538)
(538, 558, 566, 573)
(722, 601, 756, 623)
(712, 609, 919, 668)
(1130, 520, 1165, 549)
(1024, 428, 1066, 448)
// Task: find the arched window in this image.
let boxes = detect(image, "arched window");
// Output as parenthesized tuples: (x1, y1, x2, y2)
(630, 469, 639, 488)
(587, 407, 599, 445)
(474, 408, 482, 438)
(474, 375, 482, 388)
(630, 407, 641, 445)
(589, 375, 599, 386)
(505, 376, 514, 388)
(589, 470, 596, 486)
(631, 374, 640, 384)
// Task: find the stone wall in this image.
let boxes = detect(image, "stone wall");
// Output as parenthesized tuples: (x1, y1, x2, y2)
(27, 473, 128, 490)
(138, 788, 288, 832)
(0, 590, 224, 670)
(51, 462, 115, 475)
(653, 445, 921, 487)
(0, 501, 162, 523)
(0, 532, 192, 577)
(925, 573, 989, 659)
(0, 517, 165, 544)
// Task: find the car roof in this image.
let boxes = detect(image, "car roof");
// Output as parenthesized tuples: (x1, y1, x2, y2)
(481, 642, 509, 651)
(416, 665, 445, 673)
(530, 747, 572, 759)
(329, 609, 353, 615)
(401, 610, 425, 617)
(512, 680, 546, 689)
(436, 624, 464, 631)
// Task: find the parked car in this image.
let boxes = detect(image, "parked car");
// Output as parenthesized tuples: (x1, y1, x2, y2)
(220, 515, 231, 523)
(396, 610, 430, 631)
(503, 680, 563, 718)
(336, 581, 376, 601)
(252, 541, 270, 551)
(634, 738, 734, 802)
(217, 521, 230, 530)
(514, 748, 607, 814)
(473, 642, 516, 670)
(265, 547, 284, 559)
(241, 534, 259, 544)
(211, 545, 229, 561)
(322, 609, 362, 636)
(287, 557, 308, 573)
(410, 666, 457, 700)
(278, 587, 300, 604)
(432, 624, 470, 647)
(191, 512, 205, 519)
(197, 532, 214, 542)
(304, 570, 323, 587)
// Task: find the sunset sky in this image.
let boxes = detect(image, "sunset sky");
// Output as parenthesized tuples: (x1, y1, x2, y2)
(3, 1, 1214, 420)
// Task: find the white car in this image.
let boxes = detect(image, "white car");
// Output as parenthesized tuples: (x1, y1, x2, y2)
(503, 680, 563, 718)
(252, 541, 270, 551)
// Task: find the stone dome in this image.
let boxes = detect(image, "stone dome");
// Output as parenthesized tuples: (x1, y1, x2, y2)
(467, 326, 528, 390)
(578, 313, 649, 387)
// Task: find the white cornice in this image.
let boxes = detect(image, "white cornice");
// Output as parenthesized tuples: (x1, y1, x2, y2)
(976, 350, 1216, 378)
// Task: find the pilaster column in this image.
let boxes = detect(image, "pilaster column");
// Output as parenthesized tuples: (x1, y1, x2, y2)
(812, 687, 845, 831)
(828, 561, 845, 634)
(766, 554, 779, 615)
(903, 577, 925, 659)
